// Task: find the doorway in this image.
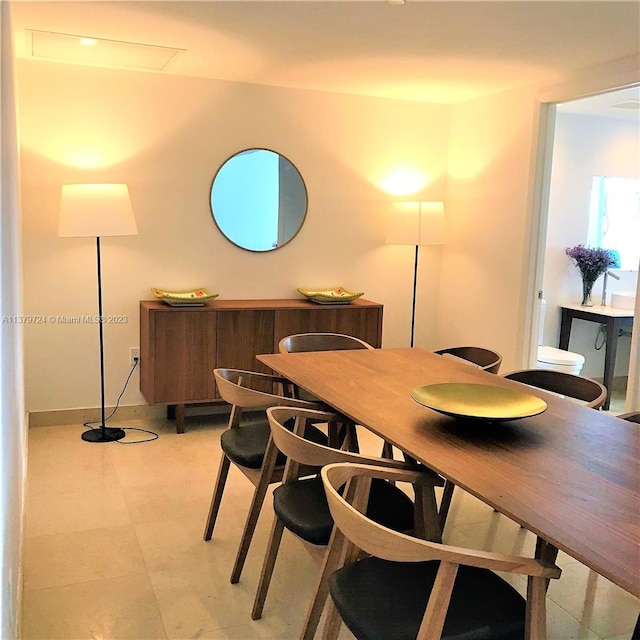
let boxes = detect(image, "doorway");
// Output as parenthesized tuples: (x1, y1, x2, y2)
(532, 86, 639, 413)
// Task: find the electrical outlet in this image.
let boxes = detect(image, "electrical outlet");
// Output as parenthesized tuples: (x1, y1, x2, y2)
(130, 347, 140, 365)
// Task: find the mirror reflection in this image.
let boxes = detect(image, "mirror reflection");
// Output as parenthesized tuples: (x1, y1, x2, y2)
(587, 176, 640, 270)
(210, 149, 308, 252)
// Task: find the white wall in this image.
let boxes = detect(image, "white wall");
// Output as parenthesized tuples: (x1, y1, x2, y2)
(21, 58, 634, 415)
(18, 59, 451, 413)
(439, 83, 543, 371)
(543, 113, 639, 378)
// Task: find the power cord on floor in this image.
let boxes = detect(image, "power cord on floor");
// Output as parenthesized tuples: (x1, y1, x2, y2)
(82, 358, 159, 444)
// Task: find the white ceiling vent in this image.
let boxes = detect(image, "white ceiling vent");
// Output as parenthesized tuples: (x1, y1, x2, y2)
(26, 29, 184, 72)
(610, 100, 640, 110)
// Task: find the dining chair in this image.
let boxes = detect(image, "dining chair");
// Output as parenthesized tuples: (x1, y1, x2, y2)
(278, 332, 375, 453)
(432, 345, 503, 529)
(502, 368, 606, 533)
(278, 332, 374, 354)
(319, 461, 562, 640)
(503, 369, 607, 409)
(433, 345, 503, 374)
(203, 368, 329, 585)
(251, 406, 444, 633)
(618, 410, 640, 424)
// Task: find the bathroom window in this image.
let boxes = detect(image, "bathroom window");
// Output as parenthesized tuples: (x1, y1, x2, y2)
(588, 176, 640, 270)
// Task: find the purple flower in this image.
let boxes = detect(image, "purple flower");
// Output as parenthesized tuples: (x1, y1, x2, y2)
(565, 245, 618, 282)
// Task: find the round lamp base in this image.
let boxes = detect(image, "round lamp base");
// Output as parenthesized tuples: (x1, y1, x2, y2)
(81, 427, 126, 443)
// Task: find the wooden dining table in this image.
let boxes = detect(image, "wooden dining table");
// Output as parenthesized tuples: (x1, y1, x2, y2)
(257, 347, 640, 599)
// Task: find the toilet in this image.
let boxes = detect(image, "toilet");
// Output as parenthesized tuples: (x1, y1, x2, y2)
(536, 300, 585, 374)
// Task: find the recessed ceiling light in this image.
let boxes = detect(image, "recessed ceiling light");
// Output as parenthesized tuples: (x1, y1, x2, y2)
(26, 29, 184, 72)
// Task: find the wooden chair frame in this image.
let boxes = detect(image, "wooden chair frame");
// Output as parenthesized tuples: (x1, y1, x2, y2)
(278, 331, 375, 454)
(434, 346, 503, 374)
(278, 332, 374, 354)
(320, 462, 561, 640)
(500, 368, 607, 544)
(503, 369, 607, 409)
(203, 368, 326, 585)
(252, 406, 444, 632)
(433, 346, 503, 529)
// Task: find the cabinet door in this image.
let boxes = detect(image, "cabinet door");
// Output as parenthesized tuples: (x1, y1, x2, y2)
(216, 310, 275, 375)
(153, 310, 217, 403)
(274, 307, 382, 349)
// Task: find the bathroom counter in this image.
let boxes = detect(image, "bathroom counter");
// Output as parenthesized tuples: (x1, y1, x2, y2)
(559, 304, 634, 410)
(560, 302, 634, 318)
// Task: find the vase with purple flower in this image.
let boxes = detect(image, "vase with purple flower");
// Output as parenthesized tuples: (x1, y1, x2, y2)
(565, 245, 619, 307)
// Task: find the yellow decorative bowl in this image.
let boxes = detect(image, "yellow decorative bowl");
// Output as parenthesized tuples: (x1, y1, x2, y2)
(151, 287, 218, 306)
(297, 286, 364, 305)
(411, 383, 547, 422)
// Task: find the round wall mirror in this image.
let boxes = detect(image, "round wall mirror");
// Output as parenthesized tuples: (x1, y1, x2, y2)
(210, 148, 308, 252)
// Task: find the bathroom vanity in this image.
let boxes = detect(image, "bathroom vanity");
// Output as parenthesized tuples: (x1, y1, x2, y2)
(559, 303, 634, 410)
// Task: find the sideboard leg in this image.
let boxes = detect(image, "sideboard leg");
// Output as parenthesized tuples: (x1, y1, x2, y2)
(175, 404, 185, 434)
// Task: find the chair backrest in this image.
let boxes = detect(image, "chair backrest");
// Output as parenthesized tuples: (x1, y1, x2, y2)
(214, 368, 322, 412)
(321, 462, 561, 639)
(279, 332, 374, 354)
(618, 411, 640, 424)
(503, 369, 607, 409)
(322, 462, 561, 574)
(267, 407, 420, 472)
(268, 407, 444, 543)
(433, 346, 502, 374)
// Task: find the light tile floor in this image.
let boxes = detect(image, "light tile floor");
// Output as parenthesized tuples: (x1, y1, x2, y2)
(22, 409, 639, 640)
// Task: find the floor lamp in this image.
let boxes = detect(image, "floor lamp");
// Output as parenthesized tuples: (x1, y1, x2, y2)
(386, 201, 446, 347)
(59, 184, 138, 443)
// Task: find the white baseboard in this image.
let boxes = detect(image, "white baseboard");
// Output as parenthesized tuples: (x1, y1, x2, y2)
(28, 404, 168, 428)
(28, 402, 233, 428)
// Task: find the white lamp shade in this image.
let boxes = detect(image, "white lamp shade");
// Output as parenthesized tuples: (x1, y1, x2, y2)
(386, 201, 446, 246)
(59, 183, 137, 238)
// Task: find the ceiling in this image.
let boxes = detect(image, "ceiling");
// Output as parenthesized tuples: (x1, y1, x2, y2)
(10, 0, 640, 110)
(557, 85, 640, 121)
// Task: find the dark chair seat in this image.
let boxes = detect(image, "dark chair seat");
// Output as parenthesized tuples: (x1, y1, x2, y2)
(204, 368, 329, 588)
(221, 418, 328, 469)
(329, 557, 526, 640)
(273, 475, 415, 546)
(250, 407, 442, 624)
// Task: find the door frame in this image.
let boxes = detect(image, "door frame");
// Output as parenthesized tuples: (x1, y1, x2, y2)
(525, 56, 640, 411)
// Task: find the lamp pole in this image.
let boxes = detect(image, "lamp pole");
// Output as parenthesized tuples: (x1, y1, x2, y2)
(81, 236, 126, 443)
(410, 244, 419, 348)
(59, 184, 137, 443)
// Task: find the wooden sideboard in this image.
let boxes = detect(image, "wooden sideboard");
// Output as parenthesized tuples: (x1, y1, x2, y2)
(139, 298, 383, 432)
